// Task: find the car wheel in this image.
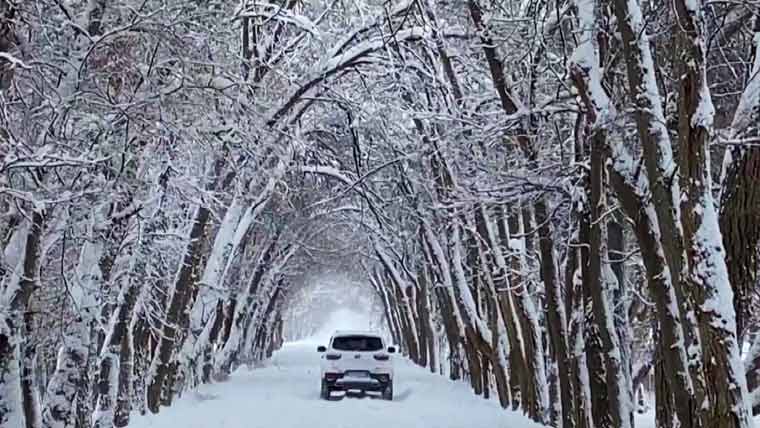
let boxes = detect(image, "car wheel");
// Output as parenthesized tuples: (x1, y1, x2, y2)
(320, 379, 331, 400)
(382, 382, 393, 401)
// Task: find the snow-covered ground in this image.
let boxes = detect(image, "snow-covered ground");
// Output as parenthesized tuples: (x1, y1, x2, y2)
(127, 342, 546, 428)
(633, 407, 760, 427)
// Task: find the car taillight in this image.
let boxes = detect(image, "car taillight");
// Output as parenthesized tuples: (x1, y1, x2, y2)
(373, 354, 390, 361)
(326, 353, 342, 360)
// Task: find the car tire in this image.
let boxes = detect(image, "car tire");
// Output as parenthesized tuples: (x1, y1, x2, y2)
(382, 382, 393, 401)
(320, 379, 331, 400)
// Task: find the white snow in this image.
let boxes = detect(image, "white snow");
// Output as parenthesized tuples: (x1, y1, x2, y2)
(635, 410, 760, 428)
(127, 342, 547, 428)
(729, 30, 760, 136)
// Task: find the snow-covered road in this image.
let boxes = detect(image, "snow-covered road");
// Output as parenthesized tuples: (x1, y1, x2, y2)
(127, 342, 546, 428)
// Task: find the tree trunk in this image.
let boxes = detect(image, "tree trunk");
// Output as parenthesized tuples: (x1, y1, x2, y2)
(421, 228, 465, 381)
(91, 219, 143, 428)
(610, 168, 699, 428)
(476, 205, 519, 409)
(146, 204, 213, 414)
(566, 241, 593, 428)
(416, 263, 435, 371)
(21, 310, 41, 428)
(0, 207, 45, 428)
(506, 211, 548, 422)
(40, 337, 87, 428)
(113, 320, 134, 428)
(494, 206, 528, 411)
(745, 334, 760, 415)
(718, 15, 760, 344)
(535, 198, 574, 428)
(586, 131, 632, 428)
(201, 301, 226, 384)
(214, 235, 281, 376)
(0, 0, 17, 90)
(673, 0, 753, 426)
(719, 147, 760, 342)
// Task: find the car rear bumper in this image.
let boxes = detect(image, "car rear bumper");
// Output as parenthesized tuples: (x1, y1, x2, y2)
(333, 380, 385, 391)
(324, 373, 391, 391)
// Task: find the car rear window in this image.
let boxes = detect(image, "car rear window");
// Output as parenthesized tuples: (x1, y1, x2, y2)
(331, 335, 383, 351)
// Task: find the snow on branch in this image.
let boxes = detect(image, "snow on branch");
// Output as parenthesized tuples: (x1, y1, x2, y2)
(729, 22, 760, 139)
(267, 26, 428, 126)
(236, 3, 320, 37)
(266, 23, 465, 127)
(300, 165, 355, 187)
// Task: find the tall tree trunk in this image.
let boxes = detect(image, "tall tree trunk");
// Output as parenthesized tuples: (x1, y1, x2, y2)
(495, 206, 528, 411)
(535, 199, 574, 428)
(610, 168, 698, 428)
(0, 207, 45, 427)
(113, 320, 134, 428)
(146, 204, 213, 414)
(213, 235, 281, 376)
(571, 1, 699, 425)
(0, 0, 17, 90)
(21, 311, 41, 428)
(416, 263, 436, 372)
(91, 217, 143, 428)
(201, 301, 226, 384)
(370, 271, 402, 350)
(375, 249, 419, 364)
(566, 241, 593, 428)
(745, 333, 760, 415)
(719, 16, 760, 344)
(581, 208, 609, 428)
(421, 223, 465, 381)
(506, 210, 548, 422)
(586, 131, 632, 428)
(610, 10, 708, 416)
(673, 1, 753, 426)
(40, 336, 87, 428)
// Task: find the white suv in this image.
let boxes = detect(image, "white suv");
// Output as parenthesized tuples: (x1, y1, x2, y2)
(317, 331, 396, 400)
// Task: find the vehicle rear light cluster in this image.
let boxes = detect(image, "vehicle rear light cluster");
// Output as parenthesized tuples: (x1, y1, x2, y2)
(373, 354, 390, 361)
(376, 374, 389, 382)
(325, 373, 339, 381)
(326, 353, 342, 360)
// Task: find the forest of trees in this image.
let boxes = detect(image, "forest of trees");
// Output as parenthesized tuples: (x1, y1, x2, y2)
(1, 0, 760, 428)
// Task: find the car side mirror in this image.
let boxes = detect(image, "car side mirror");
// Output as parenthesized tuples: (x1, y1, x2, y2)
(387, 346, 396, 354)
(317, 346, 327, 353)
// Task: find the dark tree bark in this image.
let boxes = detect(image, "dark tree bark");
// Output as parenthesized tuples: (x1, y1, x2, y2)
(201, 301, 227, 383)
(21, 312, 40, 428)
(535, 199, 575, 428)
(719, 15, 760, 343)
(586, 132, 631, 428)
(146, 204, 214, 414)
(40, 337, 87, 428)
(580, 206, 610, 428)
(0, 0, 16, 90)
(719, 148, 760, 342)
(0, 207, 45, 427)
(506, 212, 545, 421)
(495, 206, 528, 411)
(673, 0, 752, 426)
(610, 168, 698, 428)
(215, 234, 281, 377)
